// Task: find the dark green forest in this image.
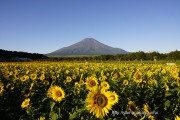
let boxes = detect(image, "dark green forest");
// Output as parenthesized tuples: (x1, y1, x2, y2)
(0, 49, 48, 61)
(47, 50, 180, 62)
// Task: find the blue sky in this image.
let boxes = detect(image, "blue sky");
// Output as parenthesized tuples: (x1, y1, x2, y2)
(0, 0, 180, 54)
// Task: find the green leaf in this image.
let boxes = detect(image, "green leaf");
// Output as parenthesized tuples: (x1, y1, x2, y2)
(49, 111, 58, 120)
(69, 107, 86, 120)
(178, 97, 180, 102)
(164, 100, 170, 110)
(165, 92, 172, 97)
(42, 97, 48, 102)
(58, 108, 62, 118)
(50, 101, 56, 111)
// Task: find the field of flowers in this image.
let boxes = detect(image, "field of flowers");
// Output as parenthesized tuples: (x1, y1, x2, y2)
(0, 62, 179, 120)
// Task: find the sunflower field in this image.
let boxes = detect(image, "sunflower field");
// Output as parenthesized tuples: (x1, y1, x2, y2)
(0, 62, 180, 120)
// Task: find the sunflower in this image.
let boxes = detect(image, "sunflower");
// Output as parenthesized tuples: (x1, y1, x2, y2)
(164, 83, 169, 91)
(149, 79, 158, 87)
(38, 116, 45, 120)
(149, 115, 155, 120)
(4, 71, 10, 78)
(26, 75, 29, 80)
(143, 103, 150, 114)
(43, 80, 49, 86)
(66, 76, 72, 83)
(107, 91, 119, 105)
(99, 75, 107, 81)
(13, 73, 19, 81)
(112, 73, 118, 80)
(9, 71, 13, 75)
(86, 77, 98, 91)
(47, 86, 54, 98)
(106, 73, 110, 77)
(119, 72, 125, 79)
(133, 71, 142, 83)
(175, 115, 180, 120)
(86, 89, 113, 118)
(128, 100, 139, 117)
(65, 70, 69, 74)
(172, 71, 178, 79)
(20, 75, 27, 82)
(30, 82, 34, 90)
(143, 104, 155, 120)
(101, 81, 110, 91)
(146, 70, 153, 77)
(39, 74, 45, 80)
(128, 101, 137, 112)
(22, 88, 30, 97)
(47, 86, 65, 102)
(21, 98, 30, 108)
(6, 83, 14, 90)
(30, 74, 37, 80)
(72, 74, 76, 79)
(123, 80, 129, 86)
(161, 69, 166, 74)
(0, 82, 4, 95)
(79, 79, 84, 86)
(74, 82, 80, 88)
(51, 75, 56, 80)
(177, 78, 180, 86)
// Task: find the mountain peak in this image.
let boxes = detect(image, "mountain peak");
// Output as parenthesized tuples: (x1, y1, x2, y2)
(81, 38, 96, 41)
(47, 38, 128, 56)
(79, 38, 99, 44)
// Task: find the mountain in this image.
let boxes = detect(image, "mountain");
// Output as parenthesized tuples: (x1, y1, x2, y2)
(46, 38, 128, 56)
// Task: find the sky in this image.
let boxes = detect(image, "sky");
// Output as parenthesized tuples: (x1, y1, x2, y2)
(0, 0, 180, 54)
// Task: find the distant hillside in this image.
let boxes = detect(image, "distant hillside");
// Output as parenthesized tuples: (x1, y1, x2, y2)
(0, 49, 48, 61)
(47, 38, 128, 56)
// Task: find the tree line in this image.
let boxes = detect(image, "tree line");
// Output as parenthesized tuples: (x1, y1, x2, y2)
(0, 49, 48, 61)
(47, 50, 180, 62)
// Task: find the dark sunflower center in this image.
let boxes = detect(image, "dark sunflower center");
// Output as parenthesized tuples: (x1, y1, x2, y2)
(135, 73, 141, 79)
(129, 104, 136, 111)
(55, 90, 62, 97)
(24, 101, 29, 106)
(44, 81, 49, 85)
(80, 80, 83, 84)
(8, 85, 12, 89)
(103, 84, 107, 87)
(95, 94, 107, 108)
(89, 80, 96, 87)
(24, 89, 30, 94)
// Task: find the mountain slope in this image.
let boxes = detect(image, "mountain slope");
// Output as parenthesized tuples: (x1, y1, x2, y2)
(47, 38, 128, 56)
